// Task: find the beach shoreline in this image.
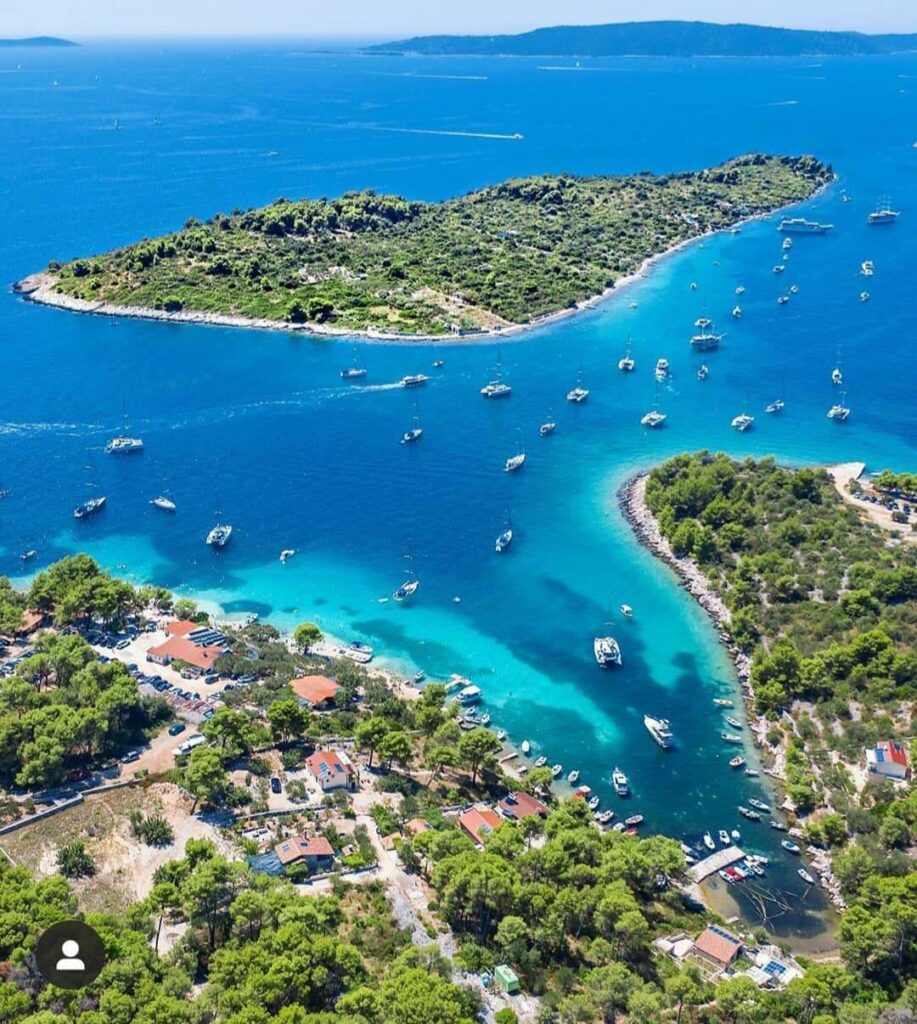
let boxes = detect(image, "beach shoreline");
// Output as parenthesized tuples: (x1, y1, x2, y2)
(12, 180, 832, 345)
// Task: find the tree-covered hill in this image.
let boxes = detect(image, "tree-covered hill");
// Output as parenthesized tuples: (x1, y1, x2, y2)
(367, 21, 917, 57)
(26, 153, 831, 337)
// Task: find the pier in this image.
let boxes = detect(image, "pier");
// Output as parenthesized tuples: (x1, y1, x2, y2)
(689, 846, 746, 882)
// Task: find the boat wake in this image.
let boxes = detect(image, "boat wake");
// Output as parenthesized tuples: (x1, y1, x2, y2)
(350, 123, 524, 141)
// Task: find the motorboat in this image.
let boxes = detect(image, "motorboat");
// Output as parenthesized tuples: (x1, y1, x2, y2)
(827, 400, 850, 422)
(777, 295, 789, 304)
(738, 806, 761, 820)
(521, 740, 531, 755)
(567, 769, 580, 784)
(588, 795, 600, 811)
(566, 386, 589, 403)
(534, 755, 548, 768)
(432, 358, 444, 368)
(400, 374, 429, 388)
(641, 409, 666, 428)
(724, 715, 742, 729)
(744, 768, 760, 777)
(456, 685, 482, 705)
(765, 398, 785, 414)
(593, 636, 622, 667)
(539, 421, 556, 436)
(703, 832, 716, 850)
(400, 426, 422, 444)
(624, 814, 643, 827)
(74, 496, 106, 520)
(721, 731, 742, 743)
(798, 868, 816, 885)
(860, 291, 870, 302)
(729, 755, 746, 769)
(732, 305, 742, 318)
(782, 839, 801, 854)
(551, 763, 563, 778)
(654, 357, 669, 381)
(495, 529, 513, 553)
(773, 264, 786, 274)
(20, 549, 37, 561)
(393, 578, 420, 602)
(618, 353, 635, 372)
(504, 452, 526, 473)
(620, 604, 633, 617)
(644, 715, 673, 749)
(770, 820, 788, 831)
(712, 698, 733, 707)
(696, 363, 709, 381)
(860, 260, 874, 276)
(832, 367, 843, 385)
(612, 767, 629, 796)
(718, 830, 731, 845)
(340, 366, 367, 380)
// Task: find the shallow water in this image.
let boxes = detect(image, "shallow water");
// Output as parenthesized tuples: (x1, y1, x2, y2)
(2, 42, 915, 942)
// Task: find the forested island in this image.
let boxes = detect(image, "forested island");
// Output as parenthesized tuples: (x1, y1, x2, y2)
(367, 21, 917, 57)
(17, 153, 831, 339)
(0, 37, 77, 47)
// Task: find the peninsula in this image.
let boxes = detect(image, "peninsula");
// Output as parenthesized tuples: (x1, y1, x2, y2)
(17, 153, 831, 340)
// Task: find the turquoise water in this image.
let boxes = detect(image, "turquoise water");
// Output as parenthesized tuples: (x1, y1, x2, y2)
(2, 42, 916, 939)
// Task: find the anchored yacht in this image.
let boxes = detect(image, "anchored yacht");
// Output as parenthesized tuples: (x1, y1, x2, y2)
(150, 496, 177, 511)
(777, 217, 833, 234)
(593, 636, 622, 667)
(731, 412, 754, 432)
(643, 715, 674, 749)
(106, 436, 144, 454)
(74, 496, 106, 520)
(206, 523, 233, 547)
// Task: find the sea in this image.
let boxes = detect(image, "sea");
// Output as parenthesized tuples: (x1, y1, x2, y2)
(2, 40, 915, 945)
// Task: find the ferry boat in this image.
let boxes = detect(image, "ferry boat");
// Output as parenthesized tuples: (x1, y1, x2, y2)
(495, 529, 513, 554)
(593, 636, 622, 667)
(504, 452, 526, 473)
(150, 496, 176, 511)
(74, 496, 106, 519)
(867, 199, 900, 225)
(721, 731, 743, 743)
(393, 578, 420, 602)
(777, 217, 833, 234)
(400, 374, 429, 388)
(781, 839, 801, 854)
(827, 397, 850, 422)
(703, 831, 716, 850)
(644, 714, 673, 749)
(206, 523, 233, 547)
(731, 413, 754, 432)
(612, 767, 629, 796)
(765, 398, 785, 414)
(539, 421, 556, 437)
(481, 381, 512, 399)
(729, 755, 746, 768)
(798, 868, 816, 885)
(654, 358, 669, 381)
(860, 260, 875, 277)
(697, 364, 709, 381)
(106, 436, 144, 454)
(456, 685, 482, 705)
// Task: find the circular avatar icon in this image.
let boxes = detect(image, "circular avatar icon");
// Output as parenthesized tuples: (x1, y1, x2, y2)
(35, 920, 106, 989)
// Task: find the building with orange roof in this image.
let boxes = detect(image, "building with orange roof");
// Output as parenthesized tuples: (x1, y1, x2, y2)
(147, 635, 224, 675)
(166, 620, 201, 638)
(306, 749, 355, 791)
(498, 791, 549, 821)
(866, 740, 909, 780)
(274, 835, 335, 871)
(405, 817, 431, 837)
(693, 925, 743, 970)
(290, 675, 342, 709)
(458, 806, 502, 846)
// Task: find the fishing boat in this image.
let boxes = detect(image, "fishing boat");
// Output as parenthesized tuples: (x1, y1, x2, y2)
(612, 767, 629, 796)
(731, 413, 754, 433)
(712, 698, 734, 707)
(567, 769, 580, 784)
(738, 806, 761, 821)
(721, 731, 742, 744)
(867, 198, 900, 225)
(150, 495, 177, 511)
(654, 357, 669, 381)
(770, 820, 788, 831)
(697, 363, 709, 381)
(748, 798, 770, 812)
(782, 839, 801, 854)
(593, 636, 622, 667)
(539, 420, 556, 437)
(765, 398, 785, 414)
(703, 832, 716, 851)
(644, 715, 674, 749)
(521, 740, 531, 755)
(400, 374, 429, 388)
(279, 548, 296, 564)
(206, 523, 232, 547)
(798, 868, 816, 885)
(729, 755, 746, 769)
(718, 830, 731, 846)
(551, 763, 563, 778)
(495, 528, 513, 554)
(504, 452, 526, 473)
(777, 217, 833, 234)
(724, 715, 742, 729)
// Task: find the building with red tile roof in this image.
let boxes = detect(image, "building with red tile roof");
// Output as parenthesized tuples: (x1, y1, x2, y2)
(458, 807, 502, 846)
(693, 925, 743, 969)
(290, 675, 341, 708)
(866, 740, 909, 780)
(306, 749, 355, 791)
(498, 791, 549, 821)
(147, 635, 223, 675)
(274, 835, 335, 868)
(166, 620, 201, 638)
(405, 817, 432, 837)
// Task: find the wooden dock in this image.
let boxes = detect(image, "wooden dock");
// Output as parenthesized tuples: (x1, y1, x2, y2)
(689, 846, 746, 882)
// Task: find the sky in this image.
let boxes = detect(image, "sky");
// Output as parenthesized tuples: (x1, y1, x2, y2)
(5, 0, 916, 38)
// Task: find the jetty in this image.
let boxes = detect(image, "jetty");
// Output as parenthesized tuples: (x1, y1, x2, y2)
(689, 846, 746, 882)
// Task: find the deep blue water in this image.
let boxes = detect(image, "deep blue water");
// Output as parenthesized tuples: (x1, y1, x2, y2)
(2, 42, 916, 941)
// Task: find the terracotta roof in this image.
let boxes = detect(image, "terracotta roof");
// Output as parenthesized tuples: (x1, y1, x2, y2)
(874, 740, 909, 767)
(290, 675, 341, 706)
(274, 835, 334, 865)
(166, 620, 201, 637)
(381, 834, 398, 851)
(147, 636, 223, 671)
(498, 791, 549, 820)
(306, 750, 353, 779)
(405, 817, 431, 836)
(693, 925, 743, 966)
(458, 807, 502, 845)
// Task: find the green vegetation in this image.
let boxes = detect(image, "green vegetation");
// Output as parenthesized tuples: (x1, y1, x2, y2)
(42, 154, 830, 335)
(872, 469, 917, 497)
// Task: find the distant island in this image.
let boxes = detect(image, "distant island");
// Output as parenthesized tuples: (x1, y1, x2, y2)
(17, 153, 831, 340)
(366, 20, 917, 57)
(0, 37, 77, 48)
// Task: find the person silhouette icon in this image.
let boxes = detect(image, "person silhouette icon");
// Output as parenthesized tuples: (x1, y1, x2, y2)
(55, 939, 85, 973)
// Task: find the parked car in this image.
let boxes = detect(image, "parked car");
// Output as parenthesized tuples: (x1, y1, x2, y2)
(120, 750, 140, 764)
(270, 776, 282, 794)
(116, 639, 130, 650)
(168, 723, 186, 737)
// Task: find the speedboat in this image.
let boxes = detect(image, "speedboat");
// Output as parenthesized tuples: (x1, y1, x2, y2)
(782, 839, 801, 854)
(521, 740, 531, 755)
(718, 830, 731, 846)
(206, 523, 233, 547)
(765, 398, 785, 414)
(566, 386, 589, 403)
(534, 755, 548, 768)
(279, 548, 296, 564)
(770, 820, 788, 831)
(539, 421, 556, 437)
(620, 604, 633, 617)
(340, 367, 367, 380)
(721, 731, 742, 743)
(624, 814, 643, 827)
(400, 427, 423, 444)
(551, 763, 563, 778)
(150, 496, 176, 511)
(640, 409, 666, 428)
(748, 798, 770, 812)
(593, 636, 622, 667)
(393, 578, 420, 602)
(654, 358, 669, 381)
(400, 374, 429, 388)
(567, 769, 580, 784)
(504, 452, 526, 472)
(618, 354, 635, 372)
(644, 715, 673, 749)
(481, 381, 512, 399)
(724, 715, 742, 729)
(729, 755, 746, 769)
(798, 868, 816, 885)
(703, 831, 716, 850)
(74, 496, 106, 519)
(495, 529, 513, 554)
(696, 363, 709, 381)
(106, 436, 144, 454)
(588, 795, 600, 811)
(731, 413, 754, 432)
(612, 767, 629, 796)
